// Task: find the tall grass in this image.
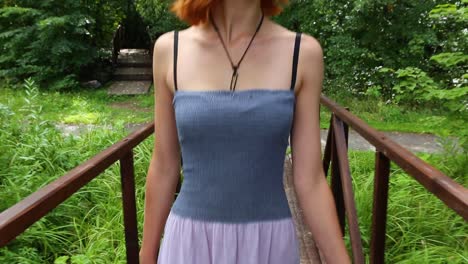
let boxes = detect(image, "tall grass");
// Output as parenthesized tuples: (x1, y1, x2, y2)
(0, 80, 466, 263)
(0, 79, 150, 263)
(341, 150, 467, 263)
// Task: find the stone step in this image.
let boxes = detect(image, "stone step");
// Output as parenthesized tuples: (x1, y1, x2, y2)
(113, 74, 152, 81)
(118, 49, 150, 58)
(117, 49, 151, 67)
(113, 67, 152, 81)
(117, 60, 152, 67)
(107, 80, 152, 95)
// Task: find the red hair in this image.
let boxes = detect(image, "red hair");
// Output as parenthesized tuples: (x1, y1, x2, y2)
(170, 0, 289, 25)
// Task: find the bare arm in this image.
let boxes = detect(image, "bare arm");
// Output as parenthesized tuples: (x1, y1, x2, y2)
(291, 34, 351, 264)
(139, 31, 181, 261)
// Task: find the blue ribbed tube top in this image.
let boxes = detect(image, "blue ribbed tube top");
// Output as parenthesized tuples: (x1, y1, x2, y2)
(171, 89, 295, 223)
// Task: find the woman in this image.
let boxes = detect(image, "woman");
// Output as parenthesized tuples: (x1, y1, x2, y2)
(139, 0, 351, 263)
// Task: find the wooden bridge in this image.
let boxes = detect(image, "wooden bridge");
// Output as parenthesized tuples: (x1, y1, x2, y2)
(0, 91, 466, 263)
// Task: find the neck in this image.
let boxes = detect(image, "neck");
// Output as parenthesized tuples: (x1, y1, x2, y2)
(203, 0, 263, 43)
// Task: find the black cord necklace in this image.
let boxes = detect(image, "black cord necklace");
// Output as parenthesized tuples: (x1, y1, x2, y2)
(209, 11, 265, 91)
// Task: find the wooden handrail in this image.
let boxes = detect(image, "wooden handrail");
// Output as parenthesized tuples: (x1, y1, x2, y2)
(320, 95, 468, 219)
(320, 93, 467, 264)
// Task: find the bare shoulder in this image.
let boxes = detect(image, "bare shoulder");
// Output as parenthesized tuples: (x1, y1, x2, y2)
(269, 20, 323, 57)
(152, 28, 195, 65)
(298, 33, 324, 65)
(269, 19, 322, 54)
(269, 21, 324, 93)
(152, 30, 175, 66)
(151, 31, 177, 95)
(267, 20, 296, 41)
(297, 33, 324, 95)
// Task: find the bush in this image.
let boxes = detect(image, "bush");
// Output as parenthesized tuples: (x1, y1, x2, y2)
(0, 1, 126, 90)
(135, 0, 186, 42)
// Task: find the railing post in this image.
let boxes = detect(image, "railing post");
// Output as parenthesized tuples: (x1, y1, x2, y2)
(370, 151, 391, 264)
(330, 114, 346, 236)
(120, 150, 140, 264)
(333, 116, 365, 263)
(323, 111, 334, 177)
(343, 107, 350, 148)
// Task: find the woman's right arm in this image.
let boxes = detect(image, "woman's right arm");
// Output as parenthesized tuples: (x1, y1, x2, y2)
(139, 31, 181, 263)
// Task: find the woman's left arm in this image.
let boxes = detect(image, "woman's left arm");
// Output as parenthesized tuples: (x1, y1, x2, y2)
(291, 33, 351, 264)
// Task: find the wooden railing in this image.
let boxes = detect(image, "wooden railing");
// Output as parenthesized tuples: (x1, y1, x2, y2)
(320, 96, 468, 263)
(0, 94, 467, 264)
(0, 123, 153, 263)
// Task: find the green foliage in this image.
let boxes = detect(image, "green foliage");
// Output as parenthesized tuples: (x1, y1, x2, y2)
(360, 1, 467, 122)
(271, 0, 444, 96)
(368, 66, 467, 116)
(426, 2, 468, 110)
(273, 0, 467, 117)
(392, 67, 440, 104)
(135, 0, 186, 42)
(430, 52, 468, 67)
(429, 3, 467, 22)
(0, 0, 126, 90)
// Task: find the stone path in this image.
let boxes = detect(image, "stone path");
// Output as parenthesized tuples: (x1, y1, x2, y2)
(54, 123, 461, 154)
(107, 80, 152, 95)
(108, 49, 152, 95)
(319, 129, 461, 154)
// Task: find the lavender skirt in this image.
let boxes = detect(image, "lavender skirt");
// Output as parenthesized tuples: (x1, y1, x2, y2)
(157, 210, 300, 264)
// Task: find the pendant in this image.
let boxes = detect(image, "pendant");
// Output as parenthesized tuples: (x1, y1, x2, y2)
(230, 67, 239, 91)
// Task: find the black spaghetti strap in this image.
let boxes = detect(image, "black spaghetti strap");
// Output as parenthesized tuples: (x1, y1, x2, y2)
(173, 30, 179, 91)
(289, 32, 302, 149)
(290, 32, 302, 91)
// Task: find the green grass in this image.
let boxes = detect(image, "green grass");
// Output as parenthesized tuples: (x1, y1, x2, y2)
(340, 150, 468, 263)
(0, 82, 154, 125)
(324, 89, 467, 139)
